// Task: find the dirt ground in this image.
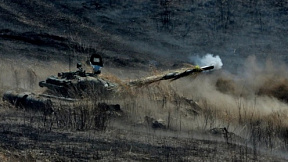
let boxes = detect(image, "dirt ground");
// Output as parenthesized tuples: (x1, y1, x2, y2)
(0, 103, 286, 162)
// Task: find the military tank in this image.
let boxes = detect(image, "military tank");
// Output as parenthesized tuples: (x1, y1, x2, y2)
(38, 54, 116, 99)
(2, 54, 214, 115)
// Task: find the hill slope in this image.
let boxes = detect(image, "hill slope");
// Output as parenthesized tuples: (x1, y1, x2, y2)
(1, 0, 288, 70)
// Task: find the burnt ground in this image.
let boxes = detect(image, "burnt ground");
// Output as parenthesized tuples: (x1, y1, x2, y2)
(0, 104, 286, 162)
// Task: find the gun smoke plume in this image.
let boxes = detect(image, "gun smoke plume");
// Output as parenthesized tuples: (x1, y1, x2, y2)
(190, 54, 223, 70)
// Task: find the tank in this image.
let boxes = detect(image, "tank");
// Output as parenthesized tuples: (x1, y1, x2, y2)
(3, 54, 120, 114)
(2, 54, 214, 130)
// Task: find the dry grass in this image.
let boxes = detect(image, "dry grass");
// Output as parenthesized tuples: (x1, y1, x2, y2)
(0, 79, 287, 161)
(1, 55, 288, 160)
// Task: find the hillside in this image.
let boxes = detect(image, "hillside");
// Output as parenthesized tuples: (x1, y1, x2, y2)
(1, 0, 288, 69)
(1, 0, 288, 161)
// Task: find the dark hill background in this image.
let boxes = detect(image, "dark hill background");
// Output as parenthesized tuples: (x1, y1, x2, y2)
(0, 0, 287, 70)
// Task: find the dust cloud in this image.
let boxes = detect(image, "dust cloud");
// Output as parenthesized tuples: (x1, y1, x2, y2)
(190, 55, 288, 114)
(168, 55, 288, 137)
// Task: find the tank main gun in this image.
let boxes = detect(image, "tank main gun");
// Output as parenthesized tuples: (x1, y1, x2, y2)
(128, 65, 214, 86)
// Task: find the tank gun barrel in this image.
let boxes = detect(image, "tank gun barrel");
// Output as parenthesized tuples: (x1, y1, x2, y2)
(128, 65, 214, 86)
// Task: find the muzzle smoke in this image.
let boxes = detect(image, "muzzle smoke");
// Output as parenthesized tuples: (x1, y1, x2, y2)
(190, 54, 223, 70)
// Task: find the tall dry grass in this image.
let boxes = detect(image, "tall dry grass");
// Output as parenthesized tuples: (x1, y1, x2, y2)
(107, 56, 288, 155)
(2, 55, 288, 156)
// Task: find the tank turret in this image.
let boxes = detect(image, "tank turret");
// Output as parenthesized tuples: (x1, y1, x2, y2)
(38, 54, 116, 98)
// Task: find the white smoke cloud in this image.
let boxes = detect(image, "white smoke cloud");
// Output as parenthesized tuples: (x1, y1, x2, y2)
(190, 54, 223, 70)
